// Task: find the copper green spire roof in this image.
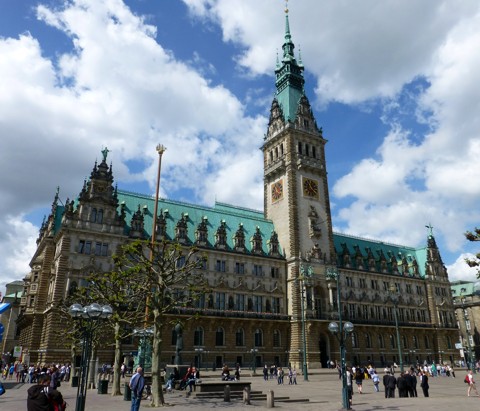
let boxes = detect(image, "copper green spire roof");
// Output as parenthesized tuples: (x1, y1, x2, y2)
(274, 6, 305, 123)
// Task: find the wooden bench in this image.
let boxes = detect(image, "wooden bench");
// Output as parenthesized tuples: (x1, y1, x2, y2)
(195, 380, 251, 393)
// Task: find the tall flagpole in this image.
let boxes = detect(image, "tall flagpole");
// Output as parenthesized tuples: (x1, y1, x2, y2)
(145, 144, 166, 325)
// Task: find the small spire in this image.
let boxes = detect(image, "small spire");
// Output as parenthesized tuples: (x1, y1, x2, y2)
(298, 45, 303, 66)
(276, 49, 280, 68)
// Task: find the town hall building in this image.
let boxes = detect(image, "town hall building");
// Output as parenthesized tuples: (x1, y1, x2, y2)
(17, 8, 458, 371)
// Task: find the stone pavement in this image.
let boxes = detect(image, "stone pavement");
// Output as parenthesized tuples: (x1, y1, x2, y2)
(1, 369, 479, 410)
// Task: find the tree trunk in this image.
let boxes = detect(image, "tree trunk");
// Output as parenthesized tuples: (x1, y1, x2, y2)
(151, 309, 165, 406)
(111, 322, 122, 396)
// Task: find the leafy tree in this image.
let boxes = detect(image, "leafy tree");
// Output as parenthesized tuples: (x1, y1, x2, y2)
(116, 239, 208, 407)
(61, 245, 150, 396)
(464, 228, 480, 278)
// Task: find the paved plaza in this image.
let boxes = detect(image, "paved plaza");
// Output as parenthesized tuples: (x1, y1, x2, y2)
(1, 369, 479, 410)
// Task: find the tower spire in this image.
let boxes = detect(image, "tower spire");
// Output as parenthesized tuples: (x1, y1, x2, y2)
(274, 1, 305, 123)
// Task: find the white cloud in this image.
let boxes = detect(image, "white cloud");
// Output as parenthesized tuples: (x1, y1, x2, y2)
(0, 0, 264, 293)
(446, 253, 479, 283)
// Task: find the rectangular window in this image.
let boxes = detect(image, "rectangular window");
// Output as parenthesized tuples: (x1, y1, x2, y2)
(176, 256, 186, 268)
(346, 276, 353, 287)
(79, 240, 85, 253)
(348, 303, 355, 319)
(215, 260, 226, 272)
(271, 267, 280, 278)
(101, 243, 108, 257)
(272, 297, 280, 314)
(383, 281, 389, 291)
(359, 278, 366, 288)
(406, 284, 412, 293)
(466, 320, 471, 331)
(236, 294, 245, 311)
(95, 242, 102, 256)
(253, 265, 263, 276)
(235, 262, 245, 274)
(254, 295, 263, 312)
(216, 293, 226, 310)
(196, 257, 207, 270)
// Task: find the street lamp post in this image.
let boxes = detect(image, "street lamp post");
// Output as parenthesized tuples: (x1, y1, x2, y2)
(388, 285, 404, 373)
(461, 297, 476, 373)
(299, 262, 313, 381)
(250, 348, 258, 374)
(326, 267, 353, 410)
(133, 327, 154, 369)
(69, 303, 113, 411)
(194, 348, 204, 370)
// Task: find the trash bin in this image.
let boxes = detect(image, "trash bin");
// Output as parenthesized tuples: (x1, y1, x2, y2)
(97, 379, 108, 394)
(71, 376, 79, 387)
(124, 383, 131, 401)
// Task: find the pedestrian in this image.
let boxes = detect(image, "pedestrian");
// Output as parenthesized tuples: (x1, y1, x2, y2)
(396, 372, 407, 397)
(292, 368, 297, 385)
(27, 374, 65, 411)
(263, 364, 269, 381)
(372, 370, 380, 392)
(466, 369, 479, 397)
(386, 371, 397, 398)
(346, 366, 353, 406)
(121, 363, 126, 378)
(354, 368, 364, 394)
(129, 366, 145, 411)
(419, 370, 429, 397)
(382, 371, 390, 398)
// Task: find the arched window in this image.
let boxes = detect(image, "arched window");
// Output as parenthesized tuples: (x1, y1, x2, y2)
(254, 329, 263, 347)
(390, 334, 396, 349)
(216, 327, 225, 346)
(97, 209, 103, 224)
(402, 335, 408, 349)
(413, 335, 419, 349)
(194, 327, 204, 346)
(273, 330, 281, 348)
(424, 335, 430, 349)
(447, 336, 452, 349)
(378, 334, 385, 349)
(235, 328, 245, 347)
(365, 333, 371, 348)
(91, 208, 97, 223)
(351, 332, 358, 348)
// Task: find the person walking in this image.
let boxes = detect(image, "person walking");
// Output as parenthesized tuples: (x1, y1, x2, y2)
(419, 370, 429, 397)
(466, 369, 480, 397)
(263, 364, 269, 381)
(372, 370, 380, 392)
(129, 366, 145, 411)
(27, 374, 65, 411)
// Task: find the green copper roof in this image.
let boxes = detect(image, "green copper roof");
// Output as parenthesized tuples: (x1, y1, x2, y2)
(117, 191, 283, 257)
(274, 9, 305, 123)
(451, 281, 480, 297)
(333, 232, 428, 278)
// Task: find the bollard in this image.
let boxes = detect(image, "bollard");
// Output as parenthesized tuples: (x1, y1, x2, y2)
(224, 385, 231, 402)
(267, 389, 274, 408)
(243, 386, 251, 405)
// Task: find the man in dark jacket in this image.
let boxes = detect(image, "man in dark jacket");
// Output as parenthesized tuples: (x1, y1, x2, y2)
(27, 374, 64, 411)
(382, 371, 390, 398)
(386, 372, 397, 398)
(419, 370, 429, 397)
(396, 372, 407, 397)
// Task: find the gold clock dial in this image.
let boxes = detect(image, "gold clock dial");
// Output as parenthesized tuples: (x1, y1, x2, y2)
(271, 180, 284, 202)
(303, 178, 319, 198)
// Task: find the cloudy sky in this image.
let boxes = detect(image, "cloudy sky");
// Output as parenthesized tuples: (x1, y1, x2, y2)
(1, 0, 480, 294)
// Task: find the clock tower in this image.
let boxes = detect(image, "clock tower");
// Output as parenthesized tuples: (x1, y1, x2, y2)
(263, 6, 335, 368)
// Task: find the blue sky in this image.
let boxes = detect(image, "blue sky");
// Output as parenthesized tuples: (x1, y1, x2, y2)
(1, 0, 480, 294)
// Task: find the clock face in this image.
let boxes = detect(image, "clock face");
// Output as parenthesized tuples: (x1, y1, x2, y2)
(271, 180, 284, 202)
(303, 178, 319, 198)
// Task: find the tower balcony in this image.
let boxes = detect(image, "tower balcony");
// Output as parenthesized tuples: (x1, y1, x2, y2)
(265, 158, 286, 179)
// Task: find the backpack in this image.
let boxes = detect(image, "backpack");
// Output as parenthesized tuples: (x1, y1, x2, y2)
(464, 375, 470, 384)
